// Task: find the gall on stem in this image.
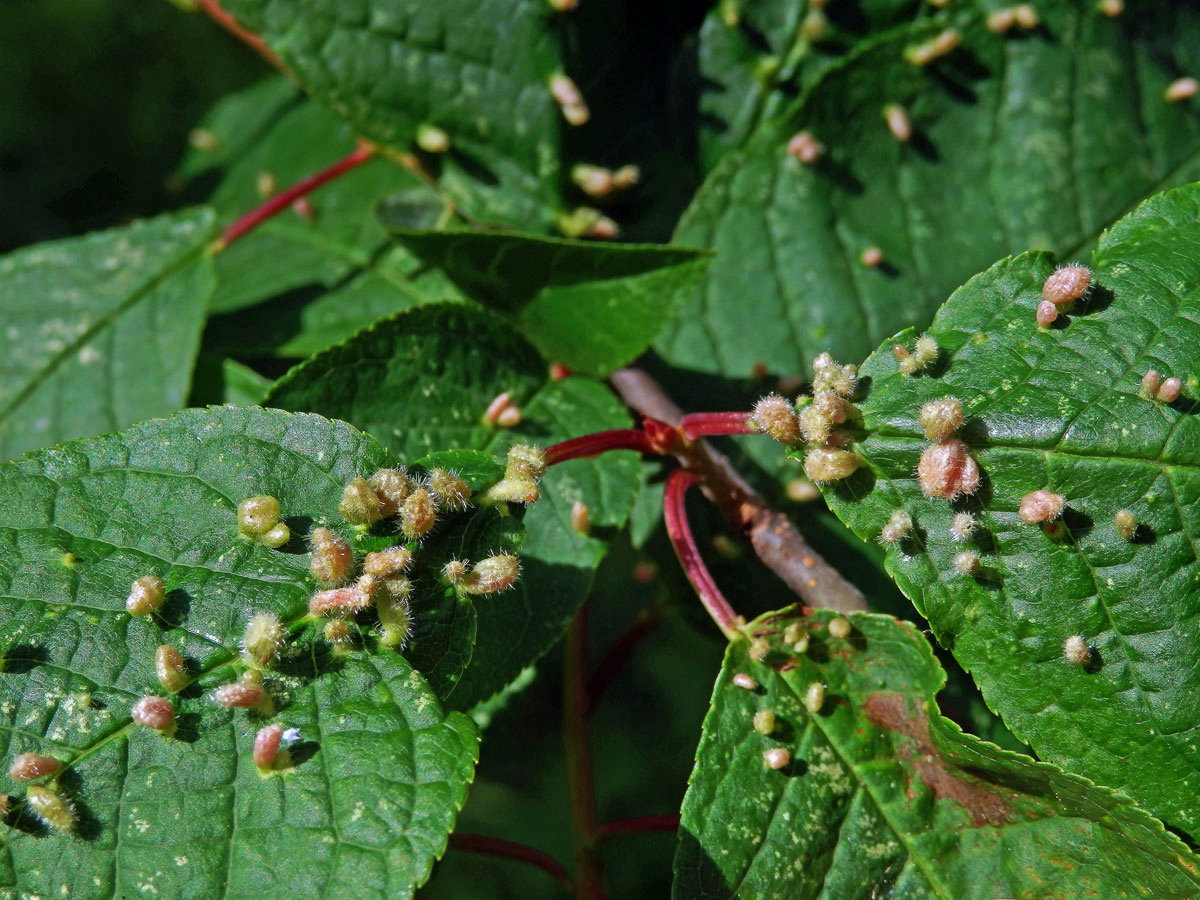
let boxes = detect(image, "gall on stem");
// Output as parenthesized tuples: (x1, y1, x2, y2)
(663, 469, 739, 639)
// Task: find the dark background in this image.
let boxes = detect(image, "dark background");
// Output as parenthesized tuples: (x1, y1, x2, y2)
(0, 0, 266, 252)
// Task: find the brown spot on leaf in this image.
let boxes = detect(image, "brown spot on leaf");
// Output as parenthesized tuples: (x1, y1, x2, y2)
(864, 693, 1012, 828)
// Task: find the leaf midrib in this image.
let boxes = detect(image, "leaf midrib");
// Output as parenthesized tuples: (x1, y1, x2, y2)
(0, 235, 213, 430)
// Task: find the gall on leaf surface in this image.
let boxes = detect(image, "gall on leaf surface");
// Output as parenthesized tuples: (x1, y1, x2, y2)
(809, 182, 1200, 837)
(0, 407, 484, 899)
(0, 207, 217, 462)
(265, 303, 641, 710)
(682, 0, 921, 173)
(660, 2, 1200, 380)
(675, 609, 1200, 899)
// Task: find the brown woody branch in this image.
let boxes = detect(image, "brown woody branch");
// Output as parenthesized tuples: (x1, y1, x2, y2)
(608, 368, 866, 614)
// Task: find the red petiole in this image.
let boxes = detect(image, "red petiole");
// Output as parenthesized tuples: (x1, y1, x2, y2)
(215, 143, 377, 250)
(678, 411, 757, 440)
(663, 470, 739, 639)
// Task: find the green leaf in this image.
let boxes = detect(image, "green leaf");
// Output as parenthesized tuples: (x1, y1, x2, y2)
(685, 0, 920, 172)
(176, 75, 301, 183)
(660, 3, 1200, 379)
(812, 181, 1200, 837)
(189, 355, 274, 407)
(0, 207, 217, 461)
(0, 407, 480, 899)
(265, 304, 640, 708)
(378, 220, 712, 375)
(675, 608, 1200, 899)
(220, 0, 569, 230)
(187, 80, 443, 315)
(202, 244, 467, 359)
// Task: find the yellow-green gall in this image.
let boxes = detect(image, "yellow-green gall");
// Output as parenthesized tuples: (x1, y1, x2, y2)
(155, 644, 188, 693)
(25, 784, 75, 834)
(377, 583, 413, 649)
(369, 468, 413, 517)
(1115, 509, 1137, 541)
(462, 555, 520, 594)
(804, 447, 860, 483)
(804, 681, 825, 713)
(260, 522, 290, 549)
(241, 612, 286, 667)
(753, 709, 776, 735)
(400, 487, 438, 540)
(753, 394, 802, 444)
(238, 495, 280, 536)
(340, 477, 384, 526)
(126, 575, 166, 617)
(919, 397, 964, 442)
(506, 444, 547, 481)
(429, 468, 471, 510)
(828, 617, 851, 639)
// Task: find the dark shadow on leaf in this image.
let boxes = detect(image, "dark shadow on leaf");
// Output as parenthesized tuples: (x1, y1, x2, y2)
(171, 712, 204, 744)
(154, 588, 190, 629)
(445, 148, 500, 189)
(278, 516, 313, 554)
(815, 156, 864, 195)
(1062, 507, 1094, 541)
(1131, 523, 1156, 545)
(286, 739, 320, 768)
(57, 767, 102, 841)
(1077, 283, 1115, 314)
(830, 464, 876, 502)
(275, 635, 344, 682)
(907, 130, 940, 163)
(929, 48, 989, 101)
(2, 644, 48, 674)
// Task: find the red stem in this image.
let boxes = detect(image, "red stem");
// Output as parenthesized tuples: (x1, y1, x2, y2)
(544, 429, 654, 466)
(195, 0, 288, 71)
(584, 599, 664, 718)
(678, 411, 757, 440)
(448, 833, 574, 891)
(216, 143, 377, 249)
(564, 603, 607, 899)
(663, 470, 739, 639)
(593, 815, 681, 842)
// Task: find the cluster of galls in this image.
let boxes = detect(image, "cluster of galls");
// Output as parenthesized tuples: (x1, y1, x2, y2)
(1036, 264, 1091, 327)
(238, 495, 290, 548)
(753, 352, 865, 486)
(731, 616, 853, 772)
(337, 465, 471, 539)
(311, 453, 535, 649)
